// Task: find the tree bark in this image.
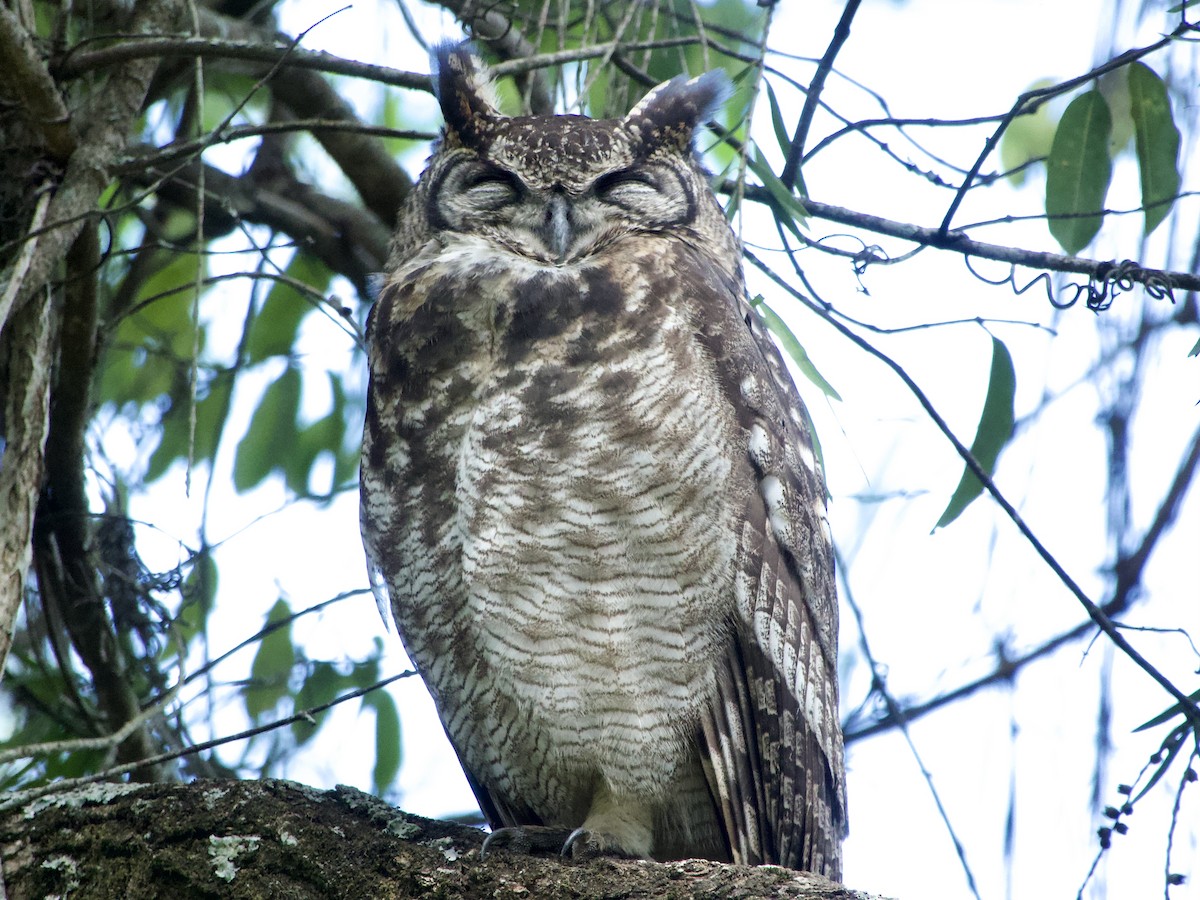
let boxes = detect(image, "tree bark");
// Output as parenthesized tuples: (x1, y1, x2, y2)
(2, 778, 883, 899)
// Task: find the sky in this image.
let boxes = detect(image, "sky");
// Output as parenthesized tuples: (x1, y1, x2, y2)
(113, 1, 1200, 898)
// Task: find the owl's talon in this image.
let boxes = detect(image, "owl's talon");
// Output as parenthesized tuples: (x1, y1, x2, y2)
(480, 825, 573, 859)
(478, 828, 503, 859)
(558, 826, 643, 861)
(561, 826, 587, 858)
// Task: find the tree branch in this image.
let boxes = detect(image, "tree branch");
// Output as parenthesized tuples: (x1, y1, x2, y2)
(267, 66, 413, 228)
(734, 185, 1200, 296)
(36, 224, 164, 772)
(4, 1, 190, 322)
(1114, 425, 1200, 601)
(130, 153, 390, 296)
(0, 4, 73, 161)
(748, 250, 1200, 728)
(54, 35, 428, 90)
(182, 6, 416, 228)
(779, 0, 861, 191)
(0, 264, 58, 684)
(4, 779, 879, 900)
(938, 18, 1200, 234)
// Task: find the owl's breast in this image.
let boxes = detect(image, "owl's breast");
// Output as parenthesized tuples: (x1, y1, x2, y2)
(460, 256, 739, 608)
(465, 245, 741, 750)
(366, 236, 747, 797)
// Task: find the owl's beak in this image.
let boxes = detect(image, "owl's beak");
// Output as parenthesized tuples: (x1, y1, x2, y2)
(539, 193, 573, 264)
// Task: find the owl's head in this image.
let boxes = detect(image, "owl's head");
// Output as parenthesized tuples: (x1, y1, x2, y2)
(407, 44, 730, 266)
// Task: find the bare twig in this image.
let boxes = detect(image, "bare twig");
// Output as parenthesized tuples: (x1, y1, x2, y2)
(779, 0, 861, 191)
(55, 35, 429, 90)
(117, 120, 434, 171)
(747, 250, 1200, 728)
(0, 670, 417, 813)
(840, 549, 983, 900)
(732, 185, 1200, 296)
(939, 18, 1200, 235)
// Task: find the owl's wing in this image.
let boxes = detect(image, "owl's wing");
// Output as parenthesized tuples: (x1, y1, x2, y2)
(697, 284, 847, 879)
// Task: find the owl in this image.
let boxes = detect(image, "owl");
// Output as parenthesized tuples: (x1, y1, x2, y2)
(360, 44, 847, 878)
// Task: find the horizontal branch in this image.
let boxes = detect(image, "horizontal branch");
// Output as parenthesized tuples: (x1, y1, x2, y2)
(737, 184, 1200, 295)
(117, 120, 435, 172)
(54, 35, 429, 89)
(55, 31, 714, 94)
(131, 154, 390, 296)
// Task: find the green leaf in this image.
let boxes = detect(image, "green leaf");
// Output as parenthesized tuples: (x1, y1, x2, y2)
(998, 80, 1057, 185)
(750, 298, 841, 400)
(1134, 687, 1200, 732)
(1045, 91, 1112, 254)
(1127, 63, 1181, 236)
(233, 367, 302, 492)
(244, 599, 296, 721)
(1132, 723, 1190, 802)
(292, 660, 343, 745)
(935, 337, 1016, 530)
(1189, 335, 1200, 358)
(287, 373, 348, 497)
(364, 691, 402, 795)
(200, 72, 268, 133)
(96, 342, 174, 411)
(97, 250, 206, 408)
(245, 255, 331, 363)
(764, 81, 792, 160)
(747, 148, 807, 239)
(1098, 69, 1134, 156)
(129, 251, 206, 357)
(145, 374, 234, 482)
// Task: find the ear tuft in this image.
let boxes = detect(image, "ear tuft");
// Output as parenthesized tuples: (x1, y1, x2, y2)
(624, 70, 730, 153)
(431, 42, 501, 148)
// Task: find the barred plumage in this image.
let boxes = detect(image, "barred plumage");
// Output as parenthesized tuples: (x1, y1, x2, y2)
(360, 44, 846, 877)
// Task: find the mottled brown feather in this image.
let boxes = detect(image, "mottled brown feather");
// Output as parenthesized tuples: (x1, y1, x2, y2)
(361, 43, 846, 878)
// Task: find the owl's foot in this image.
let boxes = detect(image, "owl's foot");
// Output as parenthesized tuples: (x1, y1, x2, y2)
(480, 825, 574, 858)
(479, 824, 649, 862)
(480, 788, 655, 861)
(560, 826, 644, 861)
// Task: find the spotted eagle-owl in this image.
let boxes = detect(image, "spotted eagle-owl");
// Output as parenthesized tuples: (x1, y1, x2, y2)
(360, 44, 847, 878)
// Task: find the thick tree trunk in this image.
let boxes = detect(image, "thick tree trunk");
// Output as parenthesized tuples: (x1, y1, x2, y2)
(2, 778, 882, 899)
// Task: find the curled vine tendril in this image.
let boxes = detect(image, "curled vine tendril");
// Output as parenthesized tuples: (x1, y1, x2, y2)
(964, 257, 1177, 311)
